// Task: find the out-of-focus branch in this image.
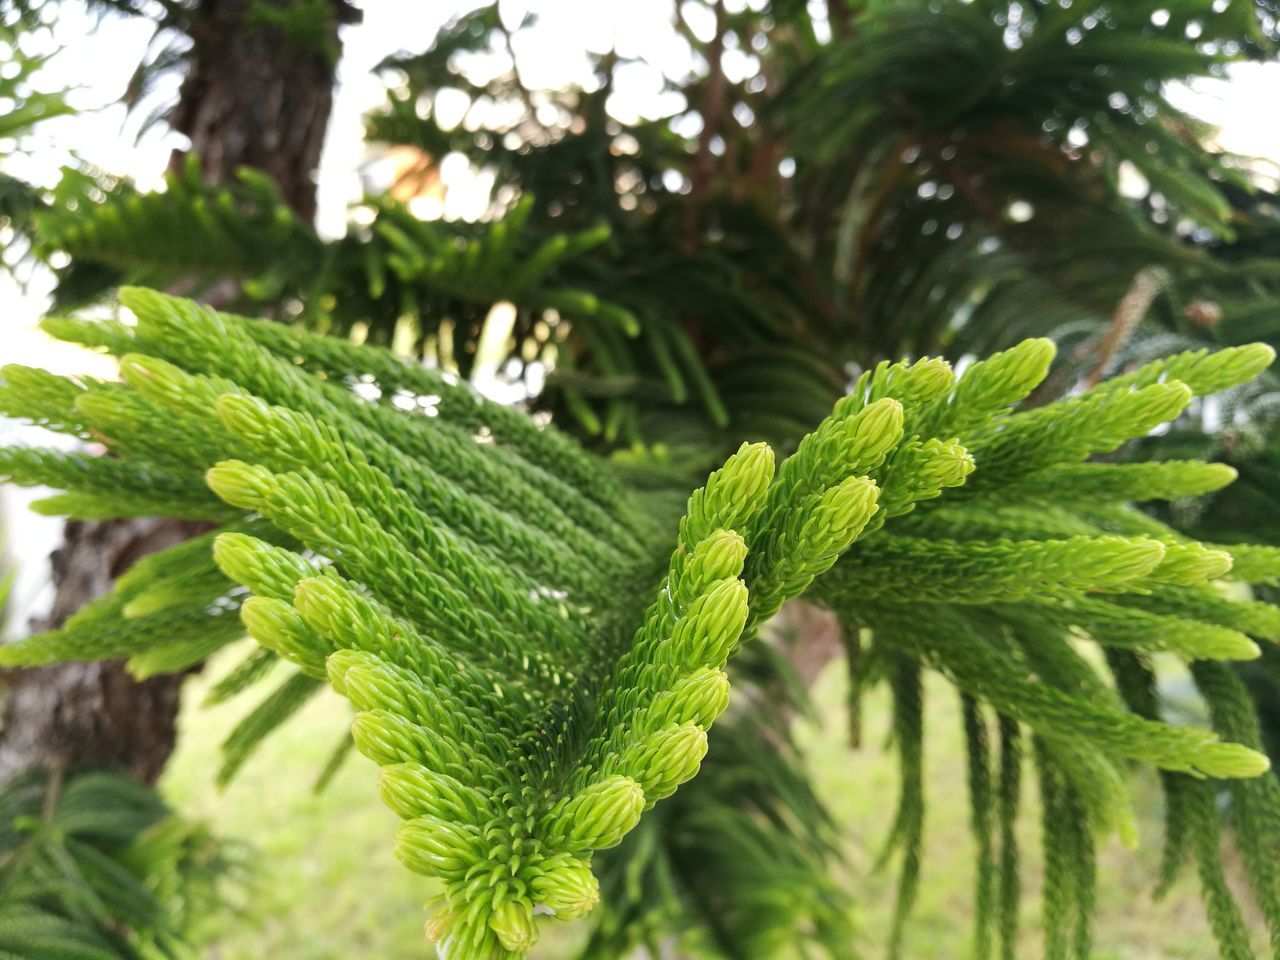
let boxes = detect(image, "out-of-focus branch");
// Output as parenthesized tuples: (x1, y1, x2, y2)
(1081, 266, 1168, 389)
(1028, 265, 1167, 404)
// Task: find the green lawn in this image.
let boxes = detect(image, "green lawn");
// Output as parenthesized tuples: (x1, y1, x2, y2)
(162, 644, 1265, 959)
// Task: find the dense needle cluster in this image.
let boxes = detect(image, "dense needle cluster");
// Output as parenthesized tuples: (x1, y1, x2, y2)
(2, 289, 1279, 959)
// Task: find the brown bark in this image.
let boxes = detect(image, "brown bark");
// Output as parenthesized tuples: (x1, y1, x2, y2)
(169, 0, 358, 222)
(0, 1, 351, 786)
(0, 519, 210, 785)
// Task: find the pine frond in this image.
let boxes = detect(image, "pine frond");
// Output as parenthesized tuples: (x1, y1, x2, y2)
(2, 291, 1278, 958)
(0, 769, 236, 959)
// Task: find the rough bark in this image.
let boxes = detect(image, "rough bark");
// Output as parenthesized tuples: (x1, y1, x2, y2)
(0, 519, 210, 785)
(170, 0, 358, 222)
(0, 1, 352, 786)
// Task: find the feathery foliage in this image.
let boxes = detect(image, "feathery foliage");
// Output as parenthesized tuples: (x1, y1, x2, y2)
(0, 768, 235, 959)
(7, 1, 1280, 956)
(1, 288, 1278, 957)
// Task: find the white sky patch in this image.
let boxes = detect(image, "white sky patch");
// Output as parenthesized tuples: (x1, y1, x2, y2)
(1168, 62, 1280, 174)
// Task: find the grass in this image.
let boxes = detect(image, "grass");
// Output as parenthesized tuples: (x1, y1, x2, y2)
(798, 666, 1266, 960)
(162, 643, 1267, 959)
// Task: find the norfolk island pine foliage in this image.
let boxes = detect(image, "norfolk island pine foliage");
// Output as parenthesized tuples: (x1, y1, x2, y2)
(0, 287, 1279, 958)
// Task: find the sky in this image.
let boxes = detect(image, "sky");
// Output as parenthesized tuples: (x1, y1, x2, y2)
(2, 1, 1280, 631)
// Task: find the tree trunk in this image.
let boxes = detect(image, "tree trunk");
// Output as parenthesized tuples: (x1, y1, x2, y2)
(0, 520, 210, 785)
(169, 0, 357, 223)
(0, 0, 354, 786)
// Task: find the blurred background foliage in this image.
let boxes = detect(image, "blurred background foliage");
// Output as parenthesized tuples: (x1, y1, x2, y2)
(10, 0, 1280, 471)
(0, 766, 239, 959)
